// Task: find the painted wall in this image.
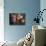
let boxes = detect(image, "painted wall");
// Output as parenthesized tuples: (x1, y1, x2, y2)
(40, 0, 46, 27)
(4, 0, 40, 42)
(0, 0, 4, 42)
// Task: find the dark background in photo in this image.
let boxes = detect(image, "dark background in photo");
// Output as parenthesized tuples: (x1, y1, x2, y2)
(9, 13, 26, 25)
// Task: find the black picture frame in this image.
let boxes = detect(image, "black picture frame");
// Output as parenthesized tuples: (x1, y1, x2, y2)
(9, 13, 26, 25)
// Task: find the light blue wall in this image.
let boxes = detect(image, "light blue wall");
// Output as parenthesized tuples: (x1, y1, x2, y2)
(4, 0, 40, 42)
(40, 0, 46, 27)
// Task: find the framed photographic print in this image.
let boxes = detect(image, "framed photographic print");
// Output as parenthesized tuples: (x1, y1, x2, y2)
(9, 13, 25, 25)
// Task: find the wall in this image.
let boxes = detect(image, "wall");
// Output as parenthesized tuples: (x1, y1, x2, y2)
(4, 0, 40, 42)
(0, 0, 4, 42)
(40, 0, 46, 27)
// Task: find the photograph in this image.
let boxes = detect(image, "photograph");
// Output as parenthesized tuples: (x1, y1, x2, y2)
(9, 13, 25, 25)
